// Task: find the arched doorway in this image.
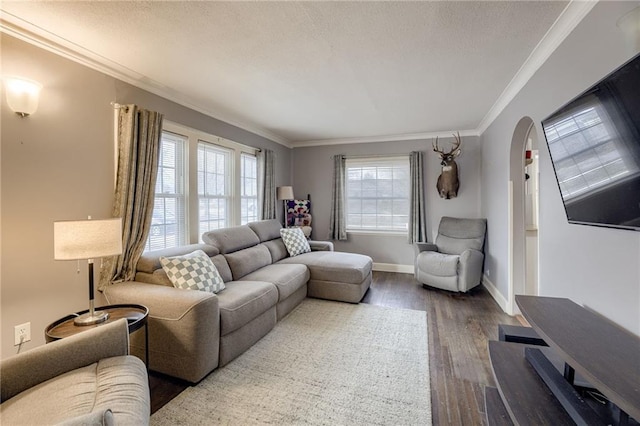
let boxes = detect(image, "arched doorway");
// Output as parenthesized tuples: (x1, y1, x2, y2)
(508, 117, 540, 314)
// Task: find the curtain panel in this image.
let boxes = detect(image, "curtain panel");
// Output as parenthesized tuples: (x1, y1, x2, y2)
(99, 105, 163, 290)
(258, 148, 276, 220)
(329, 154, 347, 240)
(408, 151, 427, 243)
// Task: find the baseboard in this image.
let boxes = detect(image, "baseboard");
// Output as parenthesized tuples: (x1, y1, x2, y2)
(482, 274, 509, 314)
(373, 263, 415, 274)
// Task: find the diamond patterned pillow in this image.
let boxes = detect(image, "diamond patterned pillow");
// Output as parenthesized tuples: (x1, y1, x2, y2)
(280, 227, 311, 257)
(160, 250, 225, 293)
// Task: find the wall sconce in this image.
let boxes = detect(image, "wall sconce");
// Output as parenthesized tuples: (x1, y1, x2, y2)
(3, 77, 42, 117)
(617, 6, 640, 53)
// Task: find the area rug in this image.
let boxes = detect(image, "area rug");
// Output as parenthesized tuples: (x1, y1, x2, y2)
(151, 298, 431, 425)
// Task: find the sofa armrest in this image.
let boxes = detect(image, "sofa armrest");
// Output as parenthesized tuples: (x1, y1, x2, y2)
(104, 281, 218, 321)
(1, 319, 129, 402)
(103, 281, 220, 382)
(309, 240, 334, 251)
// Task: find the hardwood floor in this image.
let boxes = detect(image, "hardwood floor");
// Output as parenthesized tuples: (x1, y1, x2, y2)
(149, 271, 520, 425)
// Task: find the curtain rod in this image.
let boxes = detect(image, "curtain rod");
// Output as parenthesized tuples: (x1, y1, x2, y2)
(339, 153, 416, 159)
(110, 102, 130, 111)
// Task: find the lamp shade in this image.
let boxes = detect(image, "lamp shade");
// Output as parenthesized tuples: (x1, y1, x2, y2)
(277, 186, 294, 200)
(54, 218, 123, 260)
(3, 77, 42, 117)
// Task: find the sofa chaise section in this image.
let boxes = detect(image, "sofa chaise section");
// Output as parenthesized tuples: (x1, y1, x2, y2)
(277, 251, 372, 303)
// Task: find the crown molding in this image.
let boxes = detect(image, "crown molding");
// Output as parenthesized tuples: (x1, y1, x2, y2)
(291, 129, 479, 148)
(475, 0, 597, 135)
(1, 0, 595, 150)
(0, 12, 293, 148)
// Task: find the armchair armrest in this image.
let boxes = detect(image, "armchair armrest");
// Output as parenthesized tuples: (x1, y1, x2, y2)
(459, 249, 485, 292)
(415, 242, 438, 254)
(309, 240, 334, 251)
(103, 281, 220, 382)
(1, 318, 129, 402)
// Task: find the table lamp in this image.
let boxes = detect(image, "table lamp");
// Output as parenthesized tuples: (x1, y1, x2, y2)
(54, 218, 123, 326)
(277, 186, 294, 227)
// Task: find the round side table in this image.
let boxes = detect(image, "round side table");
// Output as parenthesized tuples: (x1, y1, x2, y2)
(45, 304, 149, 367)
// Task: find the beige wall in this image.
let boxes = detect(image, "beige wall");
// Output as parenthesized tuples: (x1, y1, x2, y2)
(0, 35, 290, 358)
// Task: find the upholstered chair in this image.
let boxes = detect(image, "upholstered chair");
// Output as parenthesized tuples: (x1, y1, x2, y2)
(415, 216, 487, 292)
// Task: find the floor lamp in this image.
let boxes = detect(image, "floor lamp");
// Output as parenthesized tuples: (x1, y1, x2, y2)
(277, 186, 294, 227)
(54, 218, 123, 326)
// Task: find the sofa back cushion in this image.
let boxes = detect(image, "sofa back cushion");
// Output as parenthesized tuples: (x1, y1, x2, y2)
(247, 219, 282, 242)
(261, 239, 288, 263)
(202, 225, 260, 254)
(224, 244, 272, 280)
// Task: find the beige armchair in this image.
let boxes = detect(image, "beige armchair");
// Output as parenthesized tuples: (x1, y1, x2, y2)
(415, 216, 487, 292)
(0, 319, 149, 425)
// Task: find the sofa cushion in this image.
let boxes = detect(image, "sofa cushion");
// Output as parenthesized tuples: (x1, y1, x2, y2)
(224, 244, 272, 280)
(277, 251, 372, 284)
(417, 251, 459, 276)
(280, 228, 311, 257)
(261, 239, 288, 263)
(160, 250, 225, 294)
(0, 356, 148, 426)
(247, 219, 282, 242)
(137, 244, 219, 274)
(216, 281, 278, 335)
(202, 225, 260, 254)
(241, 264, 309, 302)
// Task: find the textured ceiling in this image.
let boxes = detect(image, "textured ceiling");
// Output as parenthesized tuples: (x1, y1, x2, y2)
(1, 1, 570, 146)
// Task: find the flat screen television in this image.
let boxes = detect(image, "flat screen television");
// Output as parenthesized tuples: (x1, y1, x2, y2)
(541, 53, 640, 232)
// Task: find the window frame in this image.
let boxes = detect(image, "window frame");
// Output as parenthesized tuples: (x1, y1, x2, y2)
(145, 131, 188, 251)
(344, 156, 410, 236)
(144, 121, 259, 251)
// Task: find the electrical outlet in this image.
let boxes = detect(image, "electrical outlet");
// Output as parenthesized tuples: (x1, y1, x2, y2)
(14, 322, 31, 346)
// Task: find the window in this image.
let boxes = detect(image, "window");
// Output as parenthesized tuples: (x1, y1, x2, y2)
(345, 157, 410, 233)
(144, 122, 259, 251)
(198, 142, 231, 234)
(146, 132, 187, 251)
(544, 97, 639, 200)
(240, 153, 258, 224)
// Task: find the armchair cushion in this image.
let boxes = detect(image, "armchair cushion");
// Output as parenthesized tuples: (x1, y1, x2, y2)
(417, 252, 459, 277)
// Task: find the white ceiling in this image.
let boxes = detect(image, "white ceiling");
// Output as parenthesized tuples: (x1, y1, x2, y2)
(1, 1, 585, 147)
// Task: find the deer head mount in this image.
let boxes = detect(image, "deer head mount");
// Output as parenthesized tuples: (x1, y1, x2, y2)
(433, 132, 461, 199)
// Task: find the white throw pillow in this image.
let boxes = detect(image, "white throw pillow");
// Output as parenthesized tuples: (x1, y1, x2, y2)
(280, 227, 311, 257)
(160, 250, 225, 293)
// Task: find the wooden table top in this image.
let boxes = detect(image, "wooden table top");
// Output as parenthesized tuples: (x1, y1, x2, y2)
(516, 295, 640, 421)
(45, 304, 148, 341)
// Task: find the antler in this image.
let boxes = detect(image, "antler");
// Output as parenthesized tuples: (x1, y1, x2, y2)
(432, 136, 442, 153)
(433, 132, 462, 155)
(450, 131, 461, 154)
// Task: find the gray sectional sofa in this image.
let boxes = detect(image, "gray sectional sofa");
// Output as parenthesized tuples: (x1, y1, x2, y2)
(104, 219, 372, 383)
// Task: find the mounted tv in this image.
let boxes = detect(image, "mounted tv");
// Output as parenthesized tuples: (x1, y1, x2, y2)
(541, 53, 640, 232)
